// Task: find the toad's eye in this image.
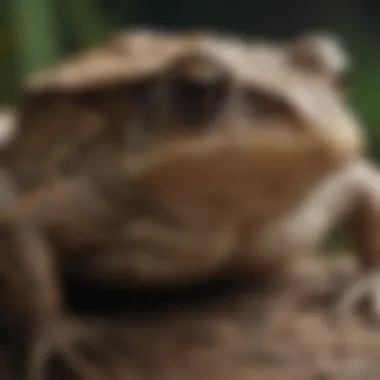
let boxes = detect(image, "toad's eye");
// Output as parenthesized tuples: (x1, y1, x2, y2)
(161, 53, 233, 127)
(171, 77, 230, 123)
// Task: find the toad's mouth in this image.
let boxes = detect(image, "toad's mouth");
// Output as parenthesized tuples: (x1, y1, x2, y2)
(125, 132, 343, 224)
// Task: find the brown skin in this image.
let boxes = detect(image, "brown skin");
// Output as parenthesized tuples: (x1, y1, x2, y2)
(1, 30, 357, 191)
(0, 32, 374, 379)
(0, 133, 352, 287)
(0, 37, 364, 288)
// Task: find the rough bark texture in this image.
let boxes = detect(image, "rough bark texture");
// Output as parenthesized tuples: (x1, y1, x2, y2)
(0, 255, 379, 380)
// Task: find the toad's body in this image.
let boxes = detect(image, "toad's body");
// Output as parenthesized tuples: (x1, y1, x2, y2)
(0, 30, 379, 380)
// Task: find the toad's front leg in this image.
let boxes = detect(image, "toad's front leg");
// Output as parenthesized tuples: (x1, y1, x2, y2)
(232, 159, 380, 321)
(336, 161, 380, 321)
(0, 176, 116, 380)
(0, 218, 65, 379)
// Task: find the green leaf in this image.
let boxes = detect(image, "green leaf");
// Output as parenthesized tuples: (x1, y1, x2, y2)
(10, 0, 62, 78)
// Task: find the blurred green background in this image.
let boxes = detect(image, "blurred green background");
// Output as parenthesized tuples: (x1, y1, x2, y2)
(1, 0, 380, 158)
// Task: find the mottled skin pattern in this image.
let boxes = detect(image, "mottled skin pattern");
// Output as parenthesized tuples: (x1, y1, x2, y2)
(0, 31, 377, 380)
